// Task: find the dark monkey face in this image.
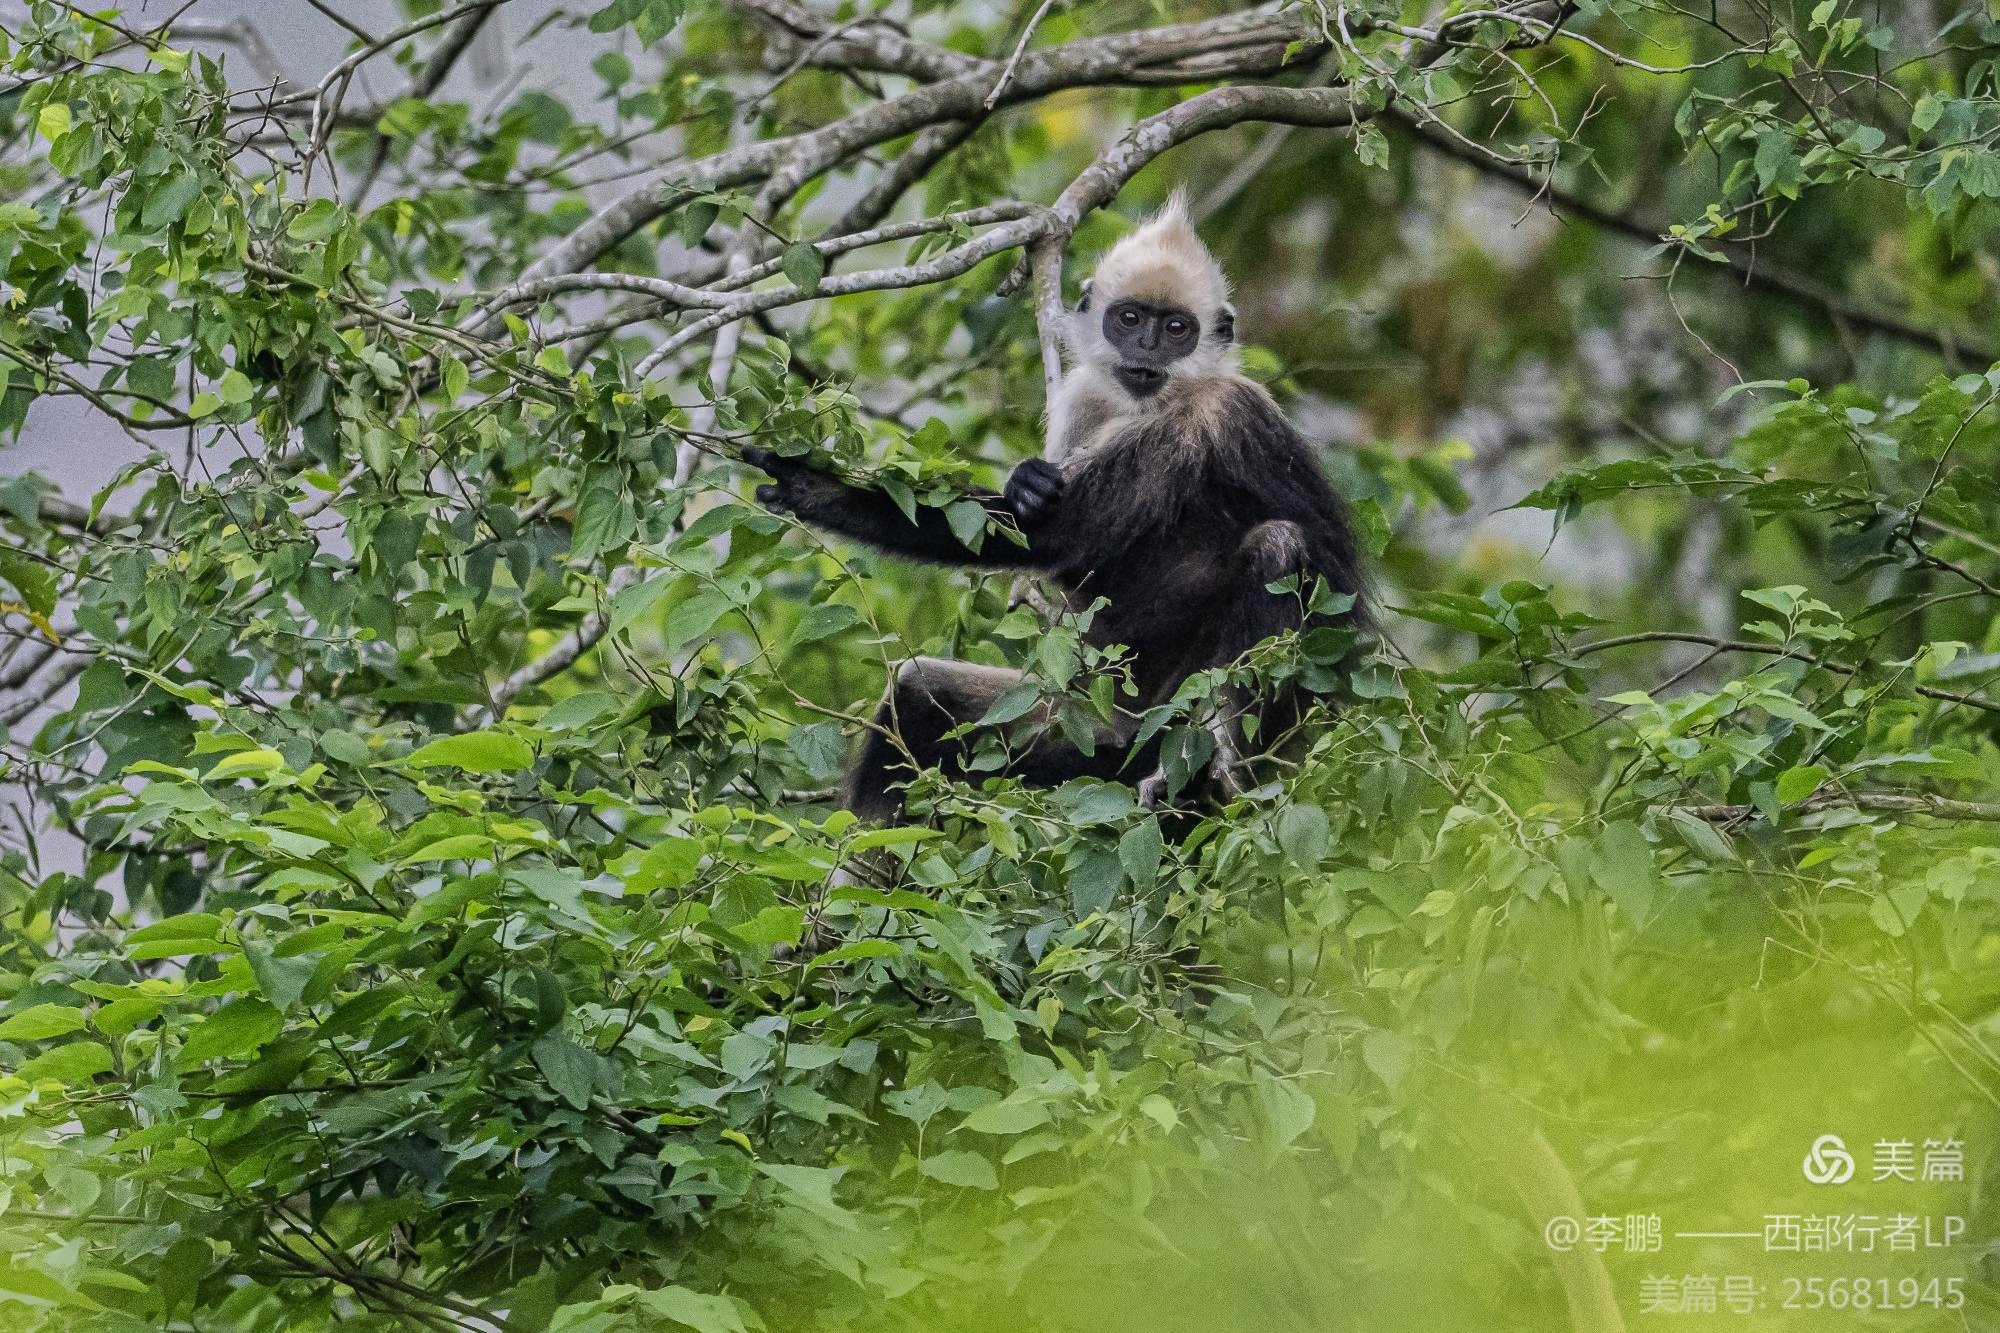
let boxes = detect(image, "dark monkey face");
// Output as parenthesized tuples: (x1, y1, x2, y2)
(1077, 279, 1236, 399)
(1101, 298, 1197, 397)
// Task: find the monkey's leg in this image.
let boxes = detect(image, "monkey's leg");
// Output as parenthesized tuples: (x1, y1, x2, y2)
(843, 657, 1027, 822)
(844, 657, 1151, 821)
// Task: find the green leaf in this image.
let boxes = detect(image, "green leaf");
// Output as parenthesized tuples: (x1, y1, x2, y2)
(1775, 764, 1830, 805)
(533, 1032, 598, 1110)
(630, 1286, 750, 1333)
(1117, 818, 1164, 887)
(787, 720, 845, 778)
(245, 941, 317, 1012)
(609, 576, 671, 638)
(1666, 808, 1741, 863)
(1255, 1076, 1316, 1152)
(0, 1003, 88, 1041)
(961, 1097, 1049, 1135)
(788, 602, 860, 648)
(540, 690, 617, 730)
(0, 552, 56, 618)
(780, 242, 825, 291)
(1870, 884, 1926, 937)
(403, 731, 535, 773)
(0, 1265, 100, 1311)
(1065, 843, 1122, 914)
(977, 682, 1043, 726)
(208, 748, 284, 780)
(944, 499, 987, 550)
(1590, 821, 1661, 928)
(180, 999, 284, 1065)
(287, 198, 344, 242)
(1361, 1028, 1413, 1093)
(400, 834, 493, 865)
(127, 912, 226, 953)
(19, 1040, 113, 1083)
(217, 368, 254, 405)
(1275, 804, 1330, 867)
(919, 1150, 998, 1189)
(138, 171, 202, 231)
(35, 101, 71, 143)
(665, 590, 732, 651)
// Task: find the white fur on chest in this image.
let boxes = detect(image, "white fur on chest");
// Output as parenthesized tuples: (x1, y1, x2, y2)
(1045, 368, 1239, 469)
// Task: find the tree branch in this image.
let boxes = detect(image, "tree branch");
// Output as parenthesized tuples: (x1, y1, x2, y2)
(346, 2, 505, 208)
(728, 0, 990, 82)
(1387, 106, 1997, 368)
(508, 10, 1315, 296)
(1674, 792, 2000, 823)
(986, 0, 1060, 109)
(1571, 630, 2000, 715)
(1029, 234, 1067, 403)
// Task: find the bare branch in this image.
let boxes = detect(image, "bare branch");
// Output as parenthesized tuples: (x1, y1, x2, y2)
(1028, 235, 1067, 403)
(510, 10, 1317, 294)
(0, 639, 57, 691)
(0, 654, 87, 727)
(715, 203, 1040, 291)
(825, 120, 983, 242)
(633, 209, 1055, 374)
(634, 83, 1361, 375)
(487, 271, 739, 314)
(33, 492, 126, 537)
(728, 0, 990, 82)
(1674, 792, 2000, 824)
(268, 0, 508, 172)
(1048, 84, 1356, 230)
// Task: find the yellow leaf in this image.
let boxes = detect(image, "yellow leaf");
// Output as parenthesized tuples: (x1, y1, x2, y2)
(0, 602, 59, 644)
(35, 102, 71, 143)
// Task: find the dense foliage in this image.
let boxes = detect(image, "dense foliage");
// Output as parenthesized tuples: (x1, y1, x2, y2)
(0, 1, 1996, 1329)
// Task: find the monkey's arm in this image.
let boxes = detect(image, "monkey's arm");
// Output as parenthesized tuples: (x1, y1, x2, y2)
(1206, 519, 1322, 664)
(1210, 383, 1369, 655)
(744, 449, 1065, 569)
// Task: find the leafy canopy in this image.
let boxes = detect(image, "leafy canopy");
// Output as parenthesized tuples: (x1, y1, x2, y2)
(0, 1, 1998, 1331)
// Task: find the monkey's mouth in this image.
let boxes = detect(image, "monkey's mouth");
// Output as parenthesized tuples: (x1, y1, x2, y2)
(1114, 365, 1168, 397)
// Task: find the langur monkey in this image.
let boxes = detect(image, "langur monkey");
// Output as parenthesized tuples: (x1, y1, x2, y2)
(747, 192, 1364, 819)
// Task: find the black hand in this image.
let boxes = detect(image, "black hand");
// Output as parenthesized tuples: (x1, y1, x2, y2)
(742, 446, 812, 514)
(1004, 458, 1065, 528)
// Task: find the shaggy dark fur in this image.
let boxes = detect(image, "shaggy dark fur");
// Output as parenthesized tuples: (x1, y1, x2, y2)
(745, 376, 1365, 819)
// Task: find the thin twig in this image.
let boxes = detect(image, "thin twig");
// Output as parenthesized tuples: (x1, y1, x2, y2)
(1571, 631, 2000, 715)
(986, 0, 1060, 108)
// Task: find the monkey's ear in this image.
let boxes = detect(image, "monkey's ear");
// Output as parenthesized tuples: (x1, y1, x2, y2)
(1076, 279, 1093, 313)
(1214, 303, 1236, 343)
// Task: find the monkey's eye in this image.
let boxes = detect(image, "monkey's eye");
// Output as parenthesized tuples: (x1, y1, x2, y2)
(1118, 308, 1141, 327)
(1166, 317, 1189, 337)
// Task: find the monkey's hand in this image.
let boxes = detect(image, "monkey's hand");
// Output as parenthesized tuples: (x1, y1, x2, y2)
(1003, 458, 1065, 528)
(743, 447, 846, 520)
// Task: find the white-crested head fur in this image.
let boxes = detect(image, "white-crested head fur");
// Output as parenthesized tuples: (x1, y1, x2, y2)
(1049, 191, 1239, 459)
(1063, 190, 1235, 381)
(1089, 190, 1229, 313)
